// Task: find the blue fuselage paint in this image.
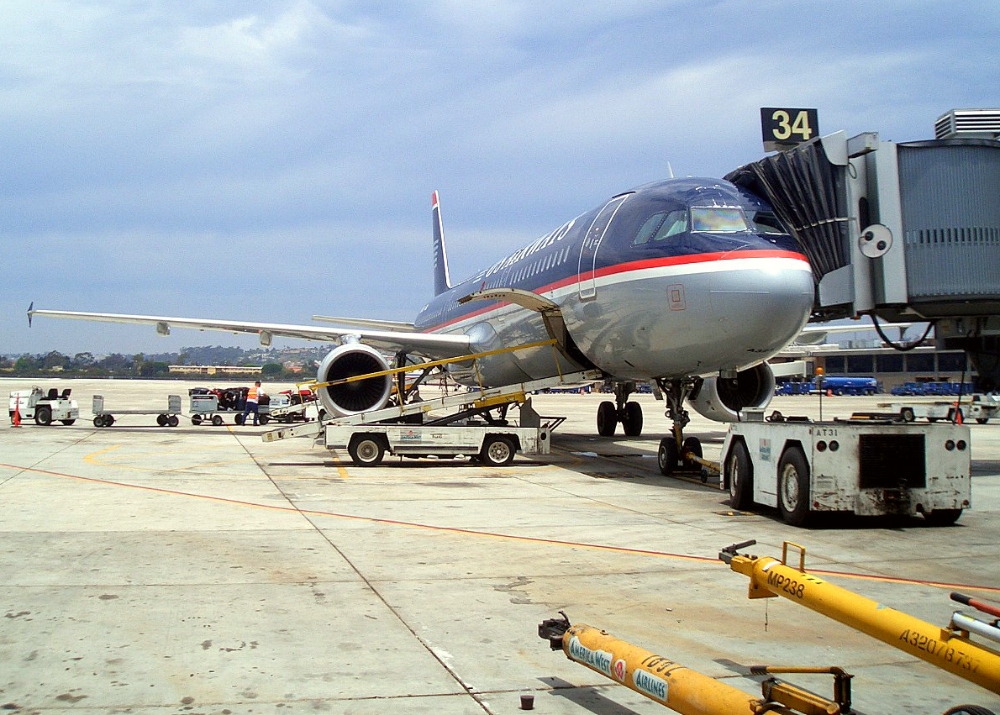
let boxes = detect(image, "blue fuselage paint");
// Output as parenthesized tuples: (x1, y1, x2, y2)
(415, 178, 814, 387)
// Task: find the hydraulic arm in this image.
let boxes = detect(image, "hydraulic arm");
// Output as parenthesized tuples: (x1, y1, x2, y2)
(720, 540, 1000, 695)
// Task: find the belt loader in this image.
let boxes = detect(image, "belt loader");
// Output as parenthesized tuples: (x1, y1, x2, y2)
(262, 341, 600, 467)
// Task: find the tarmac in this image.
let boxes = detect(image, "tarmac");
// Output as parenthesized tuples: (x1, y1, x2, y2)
(2, 377, 999, 715)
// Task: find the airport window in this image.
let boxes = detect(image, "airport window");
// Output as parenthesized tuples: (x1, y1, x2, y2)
(906, 353, 935, 373)
(847, 355, 874, 374)
(824, 356, 846, 373)
(876, 353, 904, 372)
(690, 207, 749, 233)
(938, 352, 967, 372)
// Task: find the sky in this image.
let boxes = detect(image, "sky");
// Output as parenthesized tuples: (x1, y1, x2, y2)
(4, 0, 999, 356)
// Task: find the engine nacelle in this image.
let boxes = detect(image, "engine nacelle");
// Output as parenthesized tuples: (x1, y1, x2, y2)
(688, 363, 775, 423)
(316, 343, 393, 418)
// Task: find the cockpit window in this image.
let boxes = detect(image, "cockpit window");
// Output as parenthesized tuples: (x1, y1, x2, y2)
(748, 210, 788, 235)
(632, 210, 688, 245)
(690, 206, 749, 233)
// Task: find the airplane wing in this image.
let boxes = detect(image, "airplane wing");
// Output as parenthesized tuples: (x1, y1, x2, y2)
(27, 307, 471, 357)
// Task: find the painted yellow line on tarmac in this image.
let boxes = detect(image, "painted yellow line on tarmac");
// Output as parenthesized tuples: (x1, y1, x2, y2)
(2, 460, 998, 597)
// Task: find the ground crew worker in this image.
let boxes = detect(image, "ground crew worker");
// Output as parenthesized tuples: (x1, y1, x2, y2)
(242, 381, 263, 426)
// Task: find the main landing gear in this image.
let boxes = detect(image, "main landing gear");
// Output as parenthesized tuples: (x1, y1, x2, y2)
(654, 377, 705, 479)
(596, 381, 644, 437)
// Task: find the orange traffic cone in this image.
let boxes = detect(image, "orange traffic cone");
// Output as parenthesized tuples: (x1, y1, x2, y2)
(12, 400, 21, 427)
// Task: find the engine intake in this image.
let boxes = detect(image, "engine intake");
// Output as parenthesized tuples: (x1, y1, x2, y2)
(316, 344, 392, 418)
(688, 363, 775, 422)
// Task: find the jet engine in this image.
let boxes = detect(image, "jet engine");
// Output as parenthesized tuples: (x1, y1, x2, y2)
(688, 363, 775, 423)
(315, 343, 393, 418)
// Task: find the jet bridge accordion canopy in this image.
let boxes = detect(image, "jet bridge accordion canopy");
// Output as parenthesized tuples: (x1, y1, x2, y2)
(727, 136, 1000, 322)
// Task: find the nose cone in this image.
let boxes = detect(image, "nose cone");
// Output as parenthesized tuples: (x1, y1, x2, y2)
(710, 259, 814, 365)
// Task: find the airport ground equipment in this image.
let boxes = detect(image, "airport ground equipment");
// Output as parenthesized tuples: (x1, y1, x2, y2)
(91, 394, 181, 427)
(8, 387, 79, 426)
(261, 389, 316, 424)
(720, 412, 970, 526)
(538, 612, 855, 714)
(720, 540, 1000, 697)
(875, 394, 1000, 425)
(262, 341, 601, 466)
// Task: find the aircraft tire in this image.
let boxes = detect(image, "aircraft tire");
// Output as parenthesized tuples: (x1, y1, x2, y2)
(778, 446, 811, 527)
(727, 440, 753, 510)
(657, 437, 677, 476)
(597, 401, 617, 436)
(621, 402, 643, 437)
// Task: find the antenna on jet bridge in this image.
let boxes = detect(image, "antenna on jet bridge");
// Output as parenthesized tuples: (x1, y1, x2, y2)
(432, 191, 453, 296)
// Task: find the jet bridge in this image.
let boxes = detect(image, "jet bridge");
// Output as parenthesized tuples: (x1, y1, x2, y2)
(726, 115, 1000, 390)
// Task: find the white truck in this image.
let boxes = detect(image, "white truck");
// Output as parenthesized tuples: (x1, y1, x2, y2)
(878, 393, 1000, 424)
(720, 413, 971, 527)
(8, 386, 80, 426)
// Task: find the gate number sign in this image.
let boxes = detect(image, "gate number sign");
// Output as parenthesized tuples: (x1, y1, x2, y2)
(760, 107, 819, 150)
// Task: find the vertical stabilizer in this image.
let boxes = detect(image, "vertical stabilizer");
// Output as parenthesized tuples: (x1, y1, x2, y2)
(432, 191, 453, 295)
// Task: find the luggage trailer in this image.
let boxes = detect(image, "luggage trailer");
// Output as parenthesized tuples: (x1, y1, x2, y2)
(91, 394, 182, 427)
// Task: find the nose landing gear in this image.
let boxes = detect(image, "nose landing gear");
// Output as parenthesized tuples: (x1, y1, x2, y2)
(655, 377, 709, 480)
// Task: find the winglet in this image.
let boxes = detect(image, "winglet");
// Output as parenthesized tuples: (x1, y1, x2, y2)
(27, 302, 33, 328)
(432, 191, 452, 296)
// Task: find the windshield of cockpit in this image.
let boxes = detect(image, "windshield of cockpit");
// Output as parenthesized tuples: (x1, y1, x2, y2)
(631, 206, 750, 246)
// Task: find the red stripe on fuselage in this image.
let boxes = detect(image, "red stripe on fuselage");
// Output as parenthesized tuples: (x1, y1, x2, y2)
(425, 249, 810, 333)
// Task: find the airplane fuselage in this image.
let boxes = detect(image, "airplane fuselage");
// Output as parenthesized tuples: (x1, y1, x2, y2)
(415, 178, 814, 387)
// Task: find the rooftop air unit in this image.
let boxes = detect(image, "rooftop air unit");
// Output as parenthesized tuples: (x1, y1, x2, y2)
(934, 108, 1000, 139)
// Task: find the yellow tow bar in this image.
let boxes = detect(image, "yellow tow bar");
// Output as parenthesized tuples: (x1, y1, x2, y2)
(538, 613, 851, 714)
(720, 540, 1000, 695)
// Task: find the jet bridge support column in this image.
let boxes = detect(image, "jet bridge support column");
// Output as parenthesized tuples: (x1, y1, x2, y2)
(720, 541, 1000, 695)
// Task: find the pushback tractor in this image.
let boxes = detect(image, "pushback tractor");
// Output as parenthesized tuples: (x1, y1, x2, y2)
(721, 412, 971, 526)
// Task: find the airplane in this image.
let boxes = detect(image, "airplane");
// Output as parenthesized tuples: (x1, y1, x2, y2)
(28, 176, 816, 473)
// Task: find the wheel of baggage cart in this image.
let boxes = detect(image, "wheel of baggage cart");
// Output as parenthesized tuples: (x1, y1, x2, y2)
(168, 415, 179, 427)
(94, 415, 105, 428)
(777, 446, 811, 527)
(621, 401, 643, 437)
(657, 437, 678, 476)
(35, 405, 52, 426)
(900, 407, 915, 422)
(481, 435, 516, 467)
(259, 415, 269, 425)
(191, 414, 203, 426)
(348, 434, 386, 466)
(211, 414, 224, 426)
(976, 417, 989, 424)
(235, 414, 244, 425)
(727, 440, 754, 510)
(597, 401, 617, 436)
(157, 414, 168, 426)
(60, 419, 76, 425)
